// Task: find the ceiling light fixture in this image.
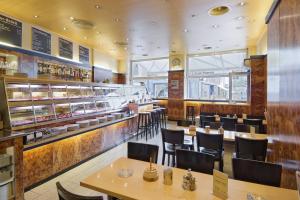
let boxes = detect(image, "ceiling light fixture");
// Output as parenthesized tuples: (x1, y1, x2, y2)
(184, 29, 189, 33)
(208, 6, 230, 16)
(237, 2, 247, 7)
(96, 31, 101, 35)
(34, 15, 39, 18)
(235, 16, 246, 20)
(63, 27, 67, 31)
(69, 16, 74, 20)
(212, 24, 220, 28)
(95, 4, 102, 9)
(113, 18, 120, 22)
(83, 36, 87, 40)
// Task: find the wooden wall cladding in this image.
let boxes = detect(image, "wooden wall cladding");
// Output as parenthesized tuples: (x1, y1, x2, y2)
(250, 56, 267, 116)
(167, 99, 185, 120)
(23, 118, 137, 188)
(0, 138, 24, 200)
(168, 70, 184, 99)
(266, 0, 300, 189)
(112, 73, 126, 84)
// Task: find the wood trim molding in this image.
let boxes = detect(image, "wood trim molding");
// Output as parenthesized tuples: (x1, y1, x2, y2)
(265, 0, 281, 24)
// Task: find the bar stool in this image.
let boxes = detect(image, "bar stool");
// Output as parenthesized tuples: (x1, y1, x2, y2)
(160, 107, 167, 128)
(147, 109, 159, 136)
(186, 106, 195, 122)
(136, 112, 152, 141)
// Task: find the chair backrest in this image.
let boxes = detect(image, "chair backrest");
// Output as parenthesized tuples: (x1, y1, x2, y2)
(196, 132, 223, 154)
(232, 158, 282, 187)
(200, 115, 216, 127)
(235, 136, 268, 161)
(177, 120, 195, 127)
(243, 118, 263, 126)
(221, 117, 237, 131)
(235, 124, 259, 133)
(200, 112, 215, 116)
(56, 182, 103, 200)
(176, 149, 215, 175)
(247, 115, 265, 120)
(161, 128, 184, 150)
(209, 122, 223, 129)
(127, 142, 159, 163)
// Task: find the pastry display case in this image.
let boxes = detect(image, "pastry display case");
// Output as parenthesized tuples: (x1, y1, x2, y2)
(0, 77, 151, 131)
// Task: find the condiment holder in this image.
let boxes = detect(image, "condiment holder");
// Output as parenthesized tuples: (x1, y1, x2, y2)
(189, 125, 196, 132)
(143, 157, 159, 182)
(205, 126, 210, 133)
(182, 169, 196, 191)
(163, 167, 173, 185)
(218, 126, 224, 134)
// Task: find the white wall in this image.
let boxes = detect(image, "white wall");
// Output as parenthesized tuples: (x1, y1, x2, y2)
(92, 49, 118, 73)
(256, 26, 268, 55)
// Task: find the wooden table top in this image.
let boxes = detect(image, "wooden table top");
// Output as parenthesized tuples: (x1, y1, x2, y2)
(80, 157, 298, 200)
(176, 127, 268, 142)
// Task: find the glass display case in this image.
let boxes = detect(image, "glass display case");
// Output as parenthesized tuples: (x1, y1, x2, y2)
(0, 77, 150, 130)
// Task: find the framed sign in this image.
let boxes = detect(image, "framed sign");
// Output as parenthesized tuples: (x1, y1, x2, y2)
(32, 27, 51, 54)
(59, 38, 73, 59)
(0, 14, 22, 47)
(171, 80, 179, 89)
(79, 45, 89, 64)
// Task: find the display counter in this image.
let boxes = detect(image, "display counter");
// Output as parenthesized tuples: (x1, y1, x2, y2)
(0, 77, 155, 190)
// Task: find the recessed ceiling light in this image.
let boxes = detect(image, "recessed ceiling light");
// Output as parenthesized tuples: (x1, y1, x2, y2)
(69, 16, 74, 20)
(212, 24, 220, 28)
(142, 54, 148, 57)
(191, 14, 197, 18)
(126, 38, 129, 41)
(204, 46, 212, 50)
(184, 29, 189, 33)
(208, 6, 230, 16)
(219, 40, 223, 42)
(237, 2, 247, 7)
(96, 31, 101, 35)
(113, 18, 120, 22)
(83, 36, 87, 40)
(235, 16, 246, 20)
(34, 15, 39, 18)
(63, 27, 67, 31)
(236, 26, 244, 29)
(95, 4, 102, 9)
(124, 47, 128, 50)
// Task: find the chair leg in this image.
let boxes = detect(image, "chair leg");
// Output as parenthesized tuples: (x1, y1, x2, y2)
(167, 154, 170, 166)
(162, 152, 165, 165)
(219, 160, 224, 172)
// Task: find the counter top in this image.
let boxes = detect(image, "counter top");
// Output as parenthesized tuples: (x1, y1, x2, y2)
(0, 130, 27, 142)
(24, 115, 137, 151)
(138, 101, 159, 106)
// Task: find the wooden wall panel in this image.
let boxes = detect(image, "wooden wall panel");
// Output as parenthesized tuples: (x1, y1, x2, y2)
(267, 0, 300, 189)
(250, 56, 267, 116)
(23, 117, 137, 188)
(168, 70, 184, 99)
(112, 73, 126, 84)
(167, 99, 184, 120)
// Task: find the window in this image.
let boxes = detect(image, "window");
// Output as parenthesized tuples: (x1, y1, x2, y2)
(131, 58, 169, 98)
(187, 50, 250, 102)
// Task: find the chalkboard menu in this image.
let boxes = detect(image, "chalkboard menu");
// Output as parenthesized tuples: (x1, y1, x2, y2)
(0, 14, 22, 47)
(32, 27, 51, 54)
(59, 38, 73, 59)
(79, 46, 89, 64)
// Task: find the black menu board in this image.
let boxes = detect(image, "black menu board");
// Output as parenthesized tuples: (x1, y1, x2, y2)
(32, 27, 51, 54)
(59, 38, 73, 59)
(0, 14, 22, 47)
(79, 46, 89, 64)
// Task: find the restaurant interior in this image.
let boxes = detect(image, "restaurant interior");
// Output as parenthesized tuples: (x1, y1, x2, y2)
(0, 0, 299, 199)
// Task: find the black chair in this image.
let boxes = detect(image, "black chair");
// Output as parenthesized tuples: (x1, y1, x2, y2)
(234, 136, 268, 161)
(196, 132, 224, 171)
(235, 124, 259, 133)
(232, 158, 282, 187)
(186, 106, 195, 122)
(243, 119, 263, 133)
(127, 142, 159, 163)
(221, 117, 237, 131)
(209, 122, 223, 129)
(177, 120, 195, 127)
(176, 149, 215, 175)
(161, 128, 185, 167)
(247, 115, 265, 120)
(200, 112, 215, 116)
(200, 115, 215, 127)
(56, 182, 103, 200)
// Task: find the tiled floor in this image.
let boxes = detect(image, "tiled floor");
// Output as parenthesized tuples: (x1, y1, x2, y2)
(24, 121, 235, 200)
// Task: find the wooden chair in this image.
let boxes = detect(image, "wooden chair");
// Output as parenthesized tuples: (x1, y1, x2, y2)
(161, 128, 185, 167)
(56, 182, 103, 200)
(234, 136, 268, 161)
(232, 157, 282, 187)
(176, 149, 215, 174)
(127, 142, 159, 163)
(196, 132, 224, 171)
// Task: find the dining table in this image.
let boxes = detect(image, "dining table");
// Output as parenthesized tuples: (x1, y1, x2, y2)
(80, 157, 298, 200)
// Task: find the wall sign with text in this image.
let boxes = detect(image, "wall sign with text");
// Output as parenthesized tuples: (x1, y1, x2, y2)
(59, 38, 73, 59)
(32, 27, 51, 54)
(0, 14, 22, 47)
(79, 45, 89, 64)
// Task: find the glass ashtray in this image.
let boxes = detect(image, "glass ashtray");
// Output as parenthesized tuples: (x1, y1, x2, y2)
(247, 193, 266, 200)
(118, 168, 134, 178)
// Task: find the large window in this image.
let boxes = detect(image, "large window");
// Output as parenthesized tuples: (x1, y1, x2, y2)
(131, 58, 169, 98)
(187, 51, 250, 102)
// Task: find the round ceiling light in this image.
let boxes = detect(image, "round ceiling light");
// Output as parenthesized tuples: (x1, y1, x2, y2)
(208, 6, 230, 16)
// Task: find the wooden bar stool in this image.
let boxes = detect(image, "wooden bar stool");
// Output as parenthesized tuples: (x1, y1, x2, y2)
(136, 112, 152, 141)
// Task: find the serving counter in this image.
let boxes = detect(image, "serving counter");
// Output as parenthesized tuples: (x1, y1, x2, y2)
(0, 76, 155, 190)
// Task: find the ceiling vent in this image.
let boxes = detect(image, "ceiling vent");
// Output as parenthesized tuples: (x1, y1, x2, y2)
(72, 18, 94, 29)
(115, 41, 128, 47)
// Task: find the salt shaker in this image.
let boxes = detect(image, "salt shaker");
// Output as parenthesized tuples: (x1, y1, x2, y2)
(218, 126, 224, 134)
(163, 167, 173, 185)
